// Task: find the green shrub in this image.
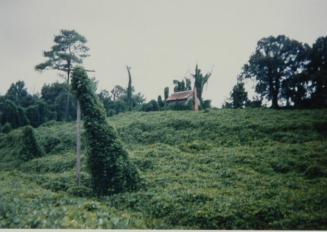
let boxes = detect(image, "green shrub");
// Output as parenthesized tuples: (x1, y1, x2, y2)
(304, 164, 326, 178)
(19, 153, 76, 173)
(20, 126, 44, 161)
(42, 135, 61, 153)
(1, 122, 12, 134)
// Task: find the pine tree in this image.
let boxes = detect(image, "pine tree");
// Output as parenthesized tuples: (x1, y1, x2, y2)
(35, 29, 89, 120)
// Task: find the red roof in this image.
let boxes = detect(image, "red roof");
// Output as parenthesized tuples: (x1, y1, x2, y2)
(167, 90, 193, 102)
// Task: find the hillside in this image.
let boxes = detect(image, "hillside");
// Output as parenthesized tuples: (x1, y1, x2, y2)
(0, 109, 327, 229)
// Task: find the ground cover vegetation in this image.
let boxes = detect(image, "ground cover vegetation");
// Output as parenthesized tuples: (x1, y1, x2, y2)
(0, 109, 326, 229)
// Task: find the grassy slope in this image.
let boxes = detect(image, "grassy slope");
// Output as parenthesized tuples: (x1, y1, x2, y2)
(0, 109, 326, 229)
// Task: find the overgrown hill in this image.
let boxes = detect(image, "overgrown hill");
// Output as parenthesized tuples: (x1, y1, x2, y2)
(0, 109, 327, 229)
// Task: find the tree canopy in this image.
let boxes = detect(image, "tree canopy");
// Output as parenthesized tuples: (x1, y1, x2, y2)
(224, 81, 249, 109)
(242, 35, 309, 108)
(35, 29, 89, 84)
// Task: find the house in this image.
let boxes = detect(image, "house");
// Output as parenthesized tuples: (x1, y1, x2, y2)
(166, 90, 193, 104)
(166, 87, 200, 111)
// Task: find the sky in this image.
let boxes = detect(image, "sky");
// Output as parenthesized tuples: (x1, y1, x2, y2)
(0, 0, 327, 107)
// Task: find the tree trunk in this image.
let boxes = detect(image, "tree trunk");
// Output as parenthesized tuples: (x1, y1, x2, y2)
(269, 73, 279, 109)
(64, 66, 71, 121)
(271, 91, 279, 109)
(271, 79, 279, 109)
(193, 83, 199, 111)
(76, 99, 81, 186)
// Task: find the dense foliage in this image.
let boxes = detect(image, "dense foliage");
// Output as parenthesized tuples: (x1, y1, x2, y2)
(41, 82, 76, 121)
(71, 67, 140, 195)
(0, 109, 326, 229)
(20, 126, 44, 161)
(173, 78, 192, 92)
(223, 82, 249, 108)
(0, 81, 56, 129)
(241, 35, 327, 108)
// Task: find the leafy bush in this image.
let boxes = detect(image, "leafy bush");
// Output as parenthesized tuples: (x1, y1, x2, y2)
(142, 100, 159, 112)
(20, 126, 44, 161)
(304, 164, 326, 178)
(1, 122, 12, 134)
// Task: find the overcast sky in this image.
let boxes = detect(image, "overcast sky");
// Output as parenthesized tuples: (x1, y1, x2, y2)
(1, 0, 327, 107)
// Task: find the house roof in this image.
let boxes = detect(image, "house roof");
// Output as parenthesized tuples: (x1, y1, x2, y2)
(166, 90, 193, 102)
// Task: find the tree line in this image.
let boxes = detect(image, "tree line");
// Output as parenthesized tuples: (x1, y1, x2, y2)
(224, 35, 327, 109)
(1, 31, 326, 133)
(0, 29, 212, 133)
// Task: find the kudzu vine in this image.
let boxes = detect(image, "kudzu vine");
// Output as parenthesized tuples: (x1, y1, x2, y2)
(71, 66, 140, 195)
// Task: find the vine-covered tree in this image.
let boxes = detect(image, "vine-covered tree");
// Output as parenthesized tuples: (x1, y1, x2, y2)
(71, 66, 140, 195)
(35, 29, 89, 120)
(126, 66, 133, 111)
(242, 35, 308, 108)
(192, 65, 211, 105)
(164, 87, 169, 102)
(157, 95, 164, 108)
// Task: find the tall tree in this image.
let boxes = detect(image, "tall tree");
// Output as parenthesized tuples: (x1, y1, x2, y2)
(126, 66, 133, 111)
(157, 95, 164, 108)
(164, 87, 169, 102)
(35, 29, 89, 120)
(5, 81, 35, 107)
(308, 36, 327, 107)
(5, 81, 28, 105)
(242, 35, 308, 108)
(230, 82, 249, 108)
(192, 65, 211, 105)
(111, 85, 125, 101)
